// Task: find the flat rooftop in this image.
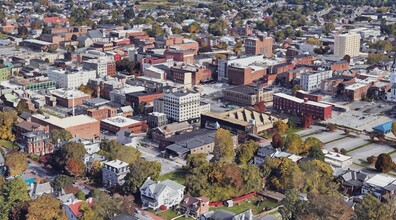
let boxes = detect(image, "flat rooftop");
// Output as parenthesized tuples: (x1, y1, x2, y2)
(31, 114, 98, 128)
(101, 116, 141, 127)
(104, 159, 129, 169)
(51, 89, 89, 99)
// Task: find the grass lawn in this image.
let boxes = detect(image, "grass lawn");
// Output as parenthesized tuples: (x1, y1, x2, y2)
(158, 169, 186, 185)
(287, 127, 303, 134)
(147, 209, 193, 220)
(41, 109, 64, 118)
(209, 197, 278, 215)
(0, 140, 18, 150)
(0, 33, 10, 39)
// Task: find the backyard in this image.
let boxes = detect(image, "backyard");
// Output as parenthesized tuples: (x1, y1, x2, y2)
(209, 197, 279, 215)
(158, 169, 186, 185)
(0, 140, 18, 150)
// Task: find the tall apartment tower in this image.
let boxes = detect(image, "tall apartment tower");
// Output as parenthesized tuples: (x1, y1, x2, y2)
(334, 33, 361, 58)
(245, 35, 274, 58)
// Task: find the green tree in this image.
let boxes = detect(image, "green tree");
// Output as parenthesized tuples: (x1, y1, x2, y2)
(375, 153, 395, 173)
(273, 120, 289, 133)
(5, 153, 27, 176)
(212, 128, 235, 164)
(235, 140, 259, 165)
(354, 194, 395, 220)
(91, 189, 121, 219)
(26, 194, 67, 220)
(50, 129, 72, 144)
(392, 122, 396, 137)
(61, 142, 86, 161)
(16, 99, 31, 114)
(79, 201, 95, 220)
(208, 19, 227, 36)
(279, 189, 305, 220)
(272, 133, 284, 149)
(299, 159, 333, 193)
(367, 53, 391, 64)
(284, 134, 304, 155)
(241, 165, 262, 193)
(123, 158, 161, 194)
(291, 85, 303, 95)
(51, 174, 73, 192)
(114, 147, 141, 164)
(188, 22, 201, 33)
(264, 157, 304, 192)
(308, 145, 325, 161)
(65, 159, 85, 177)
(1, 177, 30, 218)
(304, 137, 322, 153)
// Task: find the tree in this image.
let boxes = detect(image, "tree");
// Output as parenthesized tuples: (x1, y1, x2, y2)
(5, 153, 27, 176)
(272, 133, 284, 149)
(367, 155, 377, 165)
(299, 159, 333, 193)
(392, 122, 396, 137)
(291, 85, 303, 95)
(308, 145, 325, 161)
(212, 128, 234, 164)
(327, 123, 337, 131)
(26, 194, 67, 220)
(61, 142, 86, 161)
(375, 153, 395, 173)
(0, 110, 18, 141)
(79, 201, 94, 220)
(78, 85, 94, 96)
(264, 158, 304, 192)
(302, 113, 314, 128)
(354, 194, 395, 220)
(253, 101, 266, 112)
(235, 140, 259, 165)
(123, 158, 161, 194)
(324, 22, 335, 34)
(1, 177, 30, 217)
(91, 189, 121, 219)
(367, 53, 391, 64)
(65, 159, 85, 177)
(51, 174, 73, 192)
(302, 193, 354, 220)
(17, 26, 28, 37)
(273, 120, 288, 133)
(114, 147, 141, 164)
(123, 8, 135, 21)
(188, 22, 201, 33)
(343, 55, 351, 63)
(50, 129, 72, 144)
(304, 137, 322, 152)
(16, 99, 31, 114)
(306, 38, 320, 45)
(279, 189, 305, 220)
(284, 134, 304, 155)
(208, 19, 227, 36)
(47, 45, 58, 53)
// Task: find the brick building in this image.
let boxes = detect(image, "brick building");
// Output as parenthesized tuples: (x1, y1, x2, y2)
(223, 85, 274, 106)
(87, 106, 117, 120)
(295, 90, 322, 102)
(273, 93, 332, 120)
(164, 49, 195, 64)
(19, 130, 54, 155)
(290, 54, 316, 65)
(51, 89, 91, 108)
(245, 36, 274, 58)
(170, 65, 212, 85)
(331, 61, 349, 71)
(100, 116, 147, 134)
(125, 91, 164, 109)
(228, 65, 266, 85)
(31, 114, 100, 139)
(107, 61, 116, 77)
(271, 63, 295, 75)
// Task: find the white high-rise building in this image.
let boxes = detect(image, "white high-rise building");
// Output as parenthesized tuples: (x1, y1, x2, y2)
(163, 90, 200, 122)
(387, 58, 396, 102)
(47, 68, 97, 89)
(334, 33, 361, 58)
(300, 70, 333, 92)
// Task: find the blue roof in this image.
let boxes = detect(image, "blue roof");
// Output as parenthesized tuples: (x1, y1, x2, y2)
(372, 120, 396, 132)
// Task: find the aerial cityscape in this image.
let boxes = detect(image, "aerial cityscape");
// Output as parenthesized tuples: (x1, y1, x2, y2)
(0, 0, 396, 219)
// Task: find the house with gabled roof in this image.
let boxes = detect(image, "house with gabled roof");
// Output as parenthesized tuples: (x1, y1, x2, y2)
(140, 177, 185, 210)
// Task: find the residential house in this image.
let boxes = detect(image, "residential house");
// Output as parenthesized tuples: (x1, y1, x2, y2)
(29, 182, 53, 199)
(140, 177, 185, 210)
(362, 174, 396, 199)
(64, 198, 95, 220)
(102, 160, 130, 188)
(323, 149, 352, 168)
(337, 169, 368, 196)
(179, 195, 210, 217)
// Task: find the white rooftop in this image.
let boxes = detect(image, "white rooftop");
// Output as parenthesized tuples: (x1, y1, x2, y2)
(101, 116, 140, 127)
(51, 89, 89, 98)
(365, 174, 396, 188)
(322, 149, 352, 162)
(31, 114, 98, 128)
(105, 159, 129, 169)
(274, 93, 304, 103)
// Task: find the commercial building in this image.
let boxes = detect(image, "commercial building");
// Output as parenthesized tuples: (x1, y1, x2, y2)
(162, 128, 238, 159)
(140, 177, 185, 210)
(100, 116, 146, 134)
(31, 114, 100, 139)
(227, 64, 266, 85)
(125, 91, 164, 110)
(47, 67, 97, 89)
(322, 149, 352, 168)
(51, 89, 91, 108)
(201, 108, 283, 142)
(9, 77, 56, 91)
(148, 112, 168, 128)
(151, 122, 193, 142)
(300, 70, 333, 92)
(163, 91, 201, 123)
(334, 33, 361, 57)
(223, 85, 274, 106)
(87, 105, 117, 121)
(272, 93, 332, 120)
(102, 160, 129, 188)
(169, 65, 212, 85)
(0, 63, 12, 82)
(245, 36, 274, 58)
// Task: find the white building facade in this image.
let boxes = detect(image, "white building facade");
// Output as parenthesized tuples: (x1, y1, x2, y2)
(163, 91, 200, 122)
(387, 58, 396, 102)
(300, 70, 333, 91)
(47, 68, 97, 89)
(102, 160, 130, 188)
(334, 33, 361, 58)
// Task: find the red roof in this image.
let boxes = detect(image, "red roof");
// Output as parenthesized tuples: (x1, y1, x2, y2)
(68, 198, 94, 217)
(43, 16, 68, 24)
